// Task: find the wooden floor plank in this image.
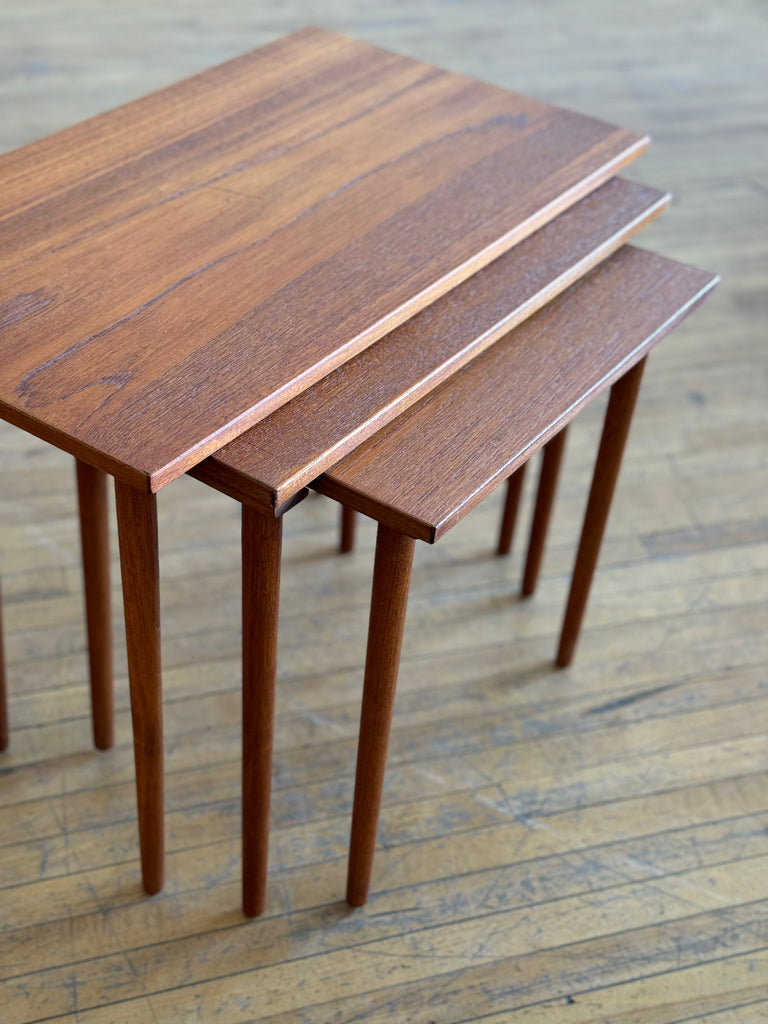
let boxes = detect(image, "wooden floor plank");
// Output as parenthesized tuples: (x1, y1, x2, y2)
(3, 666, 767, 856)
(4, 808, 768, 979)
(6, 861, 768, 1021)
(95, 902, 768, 1024)
(467, 952, 768, 1023)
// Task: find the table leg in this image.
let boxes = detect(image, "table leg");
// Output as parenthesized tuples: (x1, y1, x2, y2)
(557, 357, 647, 667)
(76, 460, 113, 750)
(496, 463, 528, 556)
(0, 584, 7, 751)
(522, 427, 568, 596)
(241, 505, 282, 917)
(340, 504, 357, 554)
(114, 480, 163, 894)
(347, 524, 415, 907)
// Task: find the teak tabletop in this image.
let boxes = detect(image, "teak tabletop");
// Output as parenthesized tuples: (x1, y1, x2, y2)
(193, 178, 668, 515)
(0, 26, 646, 492)
(0, 28, 650, 897)
(317, 247, 718, 541)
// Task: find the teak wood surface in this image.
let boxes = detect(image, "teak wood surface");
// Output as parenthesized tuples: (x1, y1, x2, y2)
(316, 247, 718, 541)
(193, 177, 668, 513)
(0, 26, 646, 493)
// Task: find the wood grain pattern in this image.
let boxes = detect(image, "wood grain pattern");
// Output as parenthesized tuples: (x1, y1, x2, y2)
(316, 247, 718, 541)
(193, 178, 668, 512)
(0, 27, 647, 491)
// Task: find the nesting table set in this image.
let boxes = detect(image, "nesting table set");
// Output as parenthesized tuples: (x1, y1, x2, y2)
(0, 28, 716, 913)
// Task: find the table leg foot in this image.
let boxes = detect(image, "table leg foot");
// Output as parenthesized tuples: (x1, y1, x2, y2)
(242, 506, 282, 917)
(347, 524, 415, 907)
(115, 479, 164, 895)
(76, 460, 113, 750)
(557, 357, 647, 667)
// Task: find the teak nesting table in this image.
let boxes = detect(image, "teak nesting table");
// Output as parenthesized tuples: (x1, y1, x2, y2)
(0, 28, 714, 909)
(198, 244, 716, 911)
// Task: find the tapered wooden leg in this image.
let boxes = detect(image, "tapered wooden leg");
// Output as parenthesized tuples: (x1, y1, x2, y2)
(496, 463, 528, 556)
(347, 524, 415, 907)
(241, 505, 282, 917)
(557, 357, 647, 667)
(115, 480, 163, 895)
(76, 460, 113, 750)
(0, 584, 7, 752)
(522, 427, 568, 596)
(340, 504, 357, 554)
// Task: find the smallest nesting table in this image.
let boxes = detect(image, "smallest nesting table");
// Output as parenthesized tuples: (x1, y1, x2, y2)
(315, 246, 717, 905)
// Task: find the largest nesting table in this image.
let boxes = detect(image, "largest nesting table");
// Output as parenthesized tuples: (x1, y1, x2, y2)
(0, 27, 649, 894)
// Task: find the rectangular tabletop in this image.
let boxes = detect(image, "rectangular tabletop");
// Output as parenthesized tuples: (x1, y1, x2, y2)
(317, 247, 719, 542)
(193, 178, 669, 514)
(0, 27, 646, 491)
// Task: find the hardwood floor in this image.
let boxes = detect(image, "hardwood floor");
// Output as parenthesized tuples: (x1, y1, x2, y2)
(1, 1, 766, 1021)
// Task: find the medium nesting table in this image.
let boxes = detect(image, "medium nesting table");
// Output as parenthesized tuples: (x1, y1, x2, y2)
(0, 27, 648, 895)
(199, 245, 717, 910)
(193, 177, 671, 913)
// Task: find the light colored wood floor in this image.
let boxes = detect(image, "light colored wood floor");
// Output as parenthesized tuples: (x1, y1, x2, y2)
(1, 2, 766, 1021)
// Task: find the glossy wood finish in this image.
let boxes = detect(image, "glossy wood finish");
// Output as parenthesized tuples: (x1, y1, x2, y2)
(496, 464, 527, 556)
(0, 30, 646, 492)
(347, 524, 416, 907)
(521, 428, 568, 597)
(114, 480, 163, 895)
(193, 178, 668, 513)
(242, 506, 283, 917)
(557, 358, 647, 668)
(317, 247, 718, 541)
(75, 460, 113, 750)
